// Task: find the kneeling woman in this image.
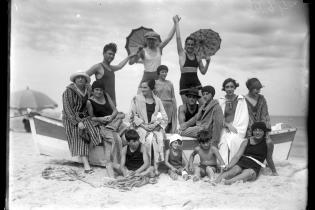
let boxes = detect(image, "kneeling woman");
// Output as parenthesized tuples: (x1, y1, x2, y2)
(215, 122, 276, 185)
(86, 80, 125, 177)
(62, 72, 101, 173)
(129, 79, 168, 175)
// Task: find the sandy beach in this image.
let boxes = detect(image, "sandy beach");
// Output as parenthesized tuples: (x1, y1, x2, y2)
(8, 128, 307, 210)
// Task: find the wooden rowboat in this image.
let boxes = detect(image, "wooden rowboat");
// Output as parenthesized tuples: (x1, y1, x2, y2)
(29, 114, 297, 167)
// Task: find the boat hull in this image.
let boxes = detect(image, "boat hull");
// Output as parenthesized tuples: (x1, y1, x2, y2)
(29, 115, 297, 167)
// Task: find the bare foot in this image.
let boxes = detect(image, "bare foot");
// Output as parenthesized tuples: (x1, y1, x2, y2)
(193, 176, 200, 182)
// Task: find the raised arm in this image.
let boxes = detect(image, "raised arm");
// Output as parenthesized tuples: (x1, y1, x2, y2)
(159, 15, 179, 50)
(175, 16, 185, 57)
(105, 53, 136, 72)
(197, 55, 211, 75)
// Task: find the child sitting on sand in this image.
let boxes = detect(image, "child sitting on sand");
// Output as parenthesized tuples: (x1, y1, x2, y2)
(119, 129, 154, 177)
(164, 134, 189, 180)
(189, 130, 225, 182)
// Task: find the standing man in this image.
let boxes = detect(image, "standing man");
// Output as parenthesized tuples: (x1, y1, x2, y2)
(86, 43, 135, 106)
(178, 86, 223, 147)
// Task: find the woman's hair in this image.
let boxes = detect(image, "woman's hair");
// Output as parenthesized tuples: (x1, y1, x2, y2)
(222, 78, 239, 91)
(246, 78, 263, 91)
(142, 79, 156, 90)
(157, 65, 168, 75)
(103, 43, 117, 54)
(125, 129, 140, 142)
(197, 130, 211, 143)
(185, 36, 196, 45)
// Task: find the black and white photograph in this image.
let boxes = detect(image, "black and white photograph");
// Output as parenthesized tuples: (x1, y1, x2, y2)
(9, 0, 308, 209)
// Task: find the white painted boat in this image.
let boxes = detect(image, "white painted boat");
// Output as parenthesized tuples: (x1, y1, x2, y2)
(29, 114, 297, 167)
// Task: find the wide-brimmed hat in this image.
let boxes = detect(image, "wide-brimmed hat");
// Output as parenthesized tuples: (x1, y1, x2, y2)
(70, 71, 91, 83)
(251, 121, 271, 133)
(144, 31, 160, 40)
(185, 88, 201, 98)
(169, 134, 183, 146)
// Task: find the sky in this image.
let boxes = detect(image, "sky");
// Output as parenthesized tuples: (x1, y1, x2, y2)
(10, 0, 308, 116)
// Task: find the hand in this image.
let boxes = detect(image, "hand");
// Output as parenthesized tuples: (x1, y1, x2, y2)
(205, 56, 211, 63)
(173, 15, 181, 23)
(226, 124, 238, 134)
(128, 52, 138, 58)
(271, 171, 279, 176)
(102, 116, 111, 122)
(223, 165, 230, 171)
(180, 123, 188, 131)
(78, 122, 85, 130)
(188, 165, 194, 173)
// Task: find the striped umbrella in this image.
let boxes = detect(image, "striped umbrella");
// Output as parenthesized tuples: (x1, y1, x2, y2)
(10, 87, 58, 111)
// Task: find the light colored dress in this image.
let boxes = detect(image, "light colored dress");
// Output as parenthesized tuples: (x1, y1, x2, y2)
(218, 95, 249, 164)
(128, 93, 168, 165)
(155, 79, 177, 133)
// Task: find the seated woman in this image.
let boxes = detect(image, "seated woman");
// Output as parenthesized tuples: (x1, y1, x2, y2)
(218, 78, 249, 165)
(154, 65, 177, 133)
(86, 80, 125, 178)
(244, 78, 278, 175)
(215, 122, 275, 185)
(62, 71, 101, 174)
(128, 79, 168, 176)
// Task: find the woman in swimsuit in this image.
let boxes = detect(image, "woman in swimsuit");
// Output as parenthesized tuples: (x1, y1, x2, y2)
(215, 122, 278, 185)
(174, 16, 211, 104)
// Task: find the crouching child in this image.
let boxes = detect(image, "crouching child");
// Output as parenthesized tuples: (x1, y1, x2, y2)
(119, 129, 154, 177)
(189, 130, 225, 182)
(164, 134, 189, 181)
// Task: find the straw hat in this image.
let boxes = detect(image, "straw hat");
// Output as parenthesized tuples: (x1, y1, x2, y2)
(70, 71, 91, 83)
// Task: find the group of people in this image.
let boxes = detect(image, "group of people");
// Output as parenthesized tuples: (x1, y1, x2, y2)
(62, 15, 278, 185)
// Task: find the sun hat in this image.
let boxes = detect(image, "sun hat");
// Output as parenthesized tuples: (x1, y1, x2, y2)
(169, 134, 183, 146)
(251, 121, 271, 132)
(185, 88, 201, 98)
(70, 71, 91, 83)
(144, 31, 160, 40)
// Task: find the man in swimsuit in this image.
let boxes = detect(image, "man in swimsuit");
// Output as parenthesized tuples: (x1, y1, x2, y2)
(178, 88, 200, 128)
(174, 17, 211, 104)
(86, 43, 135, 106)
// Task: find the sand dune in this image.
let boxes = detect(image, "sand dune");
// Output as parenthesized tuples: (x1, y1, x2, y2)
(8, 132, 307, 210)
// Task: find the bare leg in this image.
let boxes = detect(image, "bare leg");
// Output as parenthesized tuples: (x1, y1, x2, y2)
(206, 166, 216, 181)
(103, 141, 112, 162)
(81, 156, 91, 170)
(224, 169, 256, 185)
(105, 162, 115, 178)
(215, 165, 242, 183)
(193, 166, 201, 182)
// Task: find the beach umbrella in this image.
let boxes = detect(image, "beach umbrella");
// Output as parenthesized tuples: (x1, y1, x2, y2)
(189, 29, 221, 58)
(10, 87, 58, 111)
(125, 26, 162, 56)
